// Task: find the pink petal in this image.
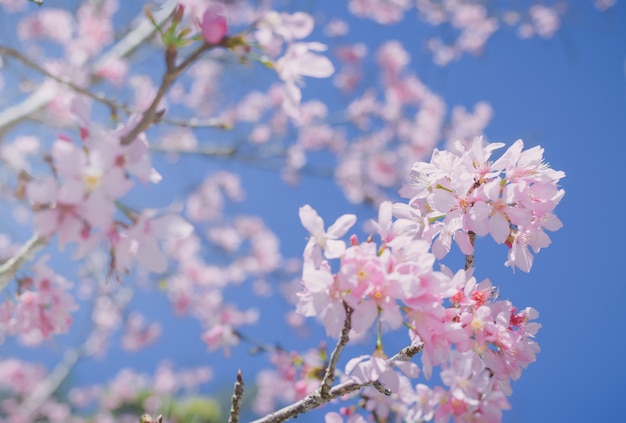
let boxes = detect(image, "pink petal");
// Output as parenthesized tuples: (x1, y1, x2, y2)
(489, 213, 510, 244)
(455, 231, 474, 255)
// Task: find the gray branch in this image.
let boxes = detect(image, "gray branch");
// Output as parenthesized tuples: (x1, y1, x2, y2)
(19, 347, 84, 419)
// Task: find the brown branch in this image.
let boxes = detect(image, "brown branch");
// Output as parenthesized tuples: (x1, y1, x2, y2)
(231, 328, 286, 355)
(388, 343, 423, 362)
(319, 302, 352, 398)
(464, 230, 476, 270)
(120, 43, 212, 145)
(228, 370, 245, 423)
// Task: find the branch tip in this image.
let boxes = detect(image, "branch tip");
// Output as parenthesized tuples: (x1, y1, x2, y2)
(228, 369, 245, 423)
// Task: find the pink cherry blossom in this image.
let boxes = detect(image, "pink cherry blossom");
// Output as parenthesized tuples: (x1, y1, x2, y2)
(254, 11, 315, 55)
(3, 256, 77, 345)
(276, 42, 335, 118)
(400, 137, 564, 271)
(113, 213, 193, 274)
(299, 204, 356, 261)
(122, 312, 161, 352)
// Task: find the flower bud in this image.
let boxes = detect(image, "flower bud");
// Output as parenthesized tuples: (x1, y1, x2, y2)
(173, 3, 185, 24)
(200, 4, 228, 44)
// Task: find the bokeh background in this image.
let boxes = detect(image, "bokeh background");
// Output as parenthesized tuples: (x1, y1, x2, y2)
(1, 1, 625, 422)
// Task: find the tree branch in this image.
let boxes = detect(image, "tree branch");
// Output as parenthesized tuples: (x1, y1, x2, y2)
(0, 45, 131, 114)
(120, 43, 212, 145)
(0, 233, 47, 294)
(319, 302, 352, 398)
(228, 370, 245, 423)
(465, 230, 476, 270)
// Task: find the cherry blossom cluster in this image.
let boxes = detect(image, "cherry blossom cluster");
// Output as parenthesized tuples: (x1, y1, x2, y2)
(163, 171, 287, 355)
(0, 256, 75, 345)
(291, 198, 545, 421)
(25, 97, 192, 275)
(251, 10, 334, 119)
(286, 139, 562, 421)
(400, 138, 565, 272)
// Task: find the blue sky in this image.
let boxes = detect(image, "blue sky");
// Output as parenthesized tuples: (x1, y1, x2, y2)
(2, 2, 626, 422)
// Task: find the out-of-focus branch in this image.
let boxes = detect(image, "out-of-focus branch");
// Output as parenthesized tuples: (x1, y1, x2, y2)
(150, 144, 336, 178)
(19, 346, 85, 420)
(161, 116, 230, 128)
(228, 370, 245, 423)
(93, 1, 177, 72)
(388, 343, 423, 362)
(150, 143, 237, 157)
(0, 0, 177, 134)
(232, 328, 285, 354)
(0, 233, 47, 294)
(120, 42, 212, 145)
(0, 45, 130, 113)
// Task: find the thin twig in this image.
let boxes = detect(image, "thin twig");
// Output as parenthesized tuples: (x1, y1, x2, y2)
(228, 370, 245, 423)
(232, 329, 285, 354)
(160, 116, 229, 128)
(0, 45, 132, 114)
(120, 43, 212, 145)
(149, 144, 335, 179)
(150, 144, 237, 157)
(319, 302, 352, 398)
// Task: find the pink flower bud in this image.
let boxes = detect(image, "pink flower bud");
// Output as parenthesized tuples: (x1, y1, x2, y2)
(200, 4, 227, 44)
(173, 3, 185, 24)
